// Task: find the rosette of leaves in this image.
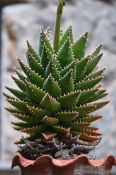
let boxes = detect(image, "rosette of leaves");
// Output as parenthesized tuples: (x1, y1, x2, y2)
(4, 0, 109, 159)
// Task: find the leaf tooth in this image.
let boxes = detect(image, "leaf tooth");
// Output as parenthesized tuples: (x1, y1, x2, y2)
(45, 28, 52, 41)
(87, 127, 99, 131)
(41, 28, 52, 44)
(6, 98, 16, 102)
(43, 43, 52, 55)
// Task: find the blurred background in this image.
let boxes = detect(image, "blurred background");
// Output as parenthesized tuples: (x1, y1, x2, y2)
(0, 0, 116, 174)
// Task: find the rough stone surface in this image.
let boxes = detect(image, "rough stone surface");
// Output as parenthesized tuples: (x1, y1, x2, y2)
(0, 171, 19, 175)
(1, 0, 116, 167)
(0, 0, 33, 5)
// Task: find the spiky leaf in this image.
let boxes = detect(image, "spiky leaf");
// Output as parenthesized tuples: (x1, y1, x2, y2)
(18, 59, 44, 88)
(41, 93, 60, 112)
(27, 41, 41, 62)
(7, 99, 28, 113)
(59, 70, 74, 94)
(60, 25, 73, 47)
(25, 81, 45, 104)
(57, 37, 74, 68)
(59, 92, 80, 109)
(75, 77, 103, 91)
(72, 32, 88, 60)
(27, 50, 44, 77)
(43, 74, 61, 98)
(56, 111, 78, 122)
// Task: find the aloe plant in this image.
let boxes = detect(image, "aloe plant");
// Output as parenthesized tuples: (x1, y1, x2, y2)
(5, 0, 109, 159)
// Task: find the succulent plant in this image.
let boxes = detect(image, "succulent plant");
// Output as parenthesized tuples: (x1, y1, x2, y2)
(5, 0, 109, 159)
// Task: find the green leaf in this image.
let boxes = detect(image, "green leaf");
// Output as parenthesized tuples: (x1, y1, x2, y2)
(44, 59, 60, 81)
(60, 60, 75, 77)
(18, 59, 44, 88)
(86, 54, 103, 75)
(5, 107, 23, 114)
(43, 74, 61, 98)
(59, 91, 80, 109)
(42, 116, 59, 126)
(74, 104, 96, 115)
(25, 81, 45, 104)
(59, 69, 74, 94)
(12, 76, 27, 92)
(6, 99, 28, 113)
(27, 105, 47, 117)
(13, 113, 42, 124)
(41, 93, 60, 112)
(57, 37, 74, 68)
(60, 25, 73, 47)
(87, 89, 108, 103)
(72, 32, 88, 60)
(56, 111, 79, 122)
(21, 125, 45, 134)
(12, 122, 29, 129)
(71, 122, 89, 130)
(78, 115, 102, 123)
(92, 101, 109, 111)
(53, 126, 70, 135)
(91, 44, 102, 58)
(12, 120, 40, 128)
(75, 57, 89, 82)
(39, 29, 53, 56)
(27, 50, 44, 77)
(27, 41, 40, 62)
(78, 89, 98, 105)
(75, 77, 103, 91)
(3, 93, 14, 100)
(15, 70, 26, 81)
(75, 101, 109, 115)
(41, 44, 53, 70)
(5, 87, 29, 102)
(86, 68, 106, 80)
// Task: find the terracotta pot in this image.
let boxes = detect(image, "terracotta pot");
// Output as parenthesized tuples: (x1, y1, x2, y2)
(12, 154, 116, 175)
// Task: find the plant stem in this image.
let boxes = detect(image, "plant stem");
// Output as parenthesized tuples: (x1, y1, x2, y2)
(53, 0, 65, 53)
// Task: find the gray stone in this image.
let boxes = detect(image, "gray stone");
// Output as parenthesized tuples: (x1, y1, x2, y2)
(90, 7, 116, 54)
(95, 99, 116, 158)
(97, 49, 116, 86)
(0, 0, 33, 5)
(0, 170, 19, 175)
(109, 81, 116, 111)
(1, 73, 22, 161)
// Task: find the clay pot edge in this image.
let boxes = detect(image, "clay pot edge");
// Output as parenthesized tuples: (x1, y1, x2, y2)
(11, 153, 116, 170)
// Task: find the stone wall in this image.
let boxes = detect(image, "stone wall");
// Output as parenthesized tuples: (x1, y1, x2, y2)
(0, 0, 116, 170)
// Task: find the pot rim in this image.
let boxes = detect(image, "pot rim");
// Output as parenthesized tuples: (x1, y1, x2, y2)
(12, 153, 116, 170)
